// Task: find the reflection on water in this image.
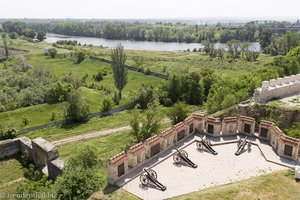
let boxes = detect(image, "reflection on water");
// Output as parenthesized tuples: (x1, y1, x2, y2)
(45, 33, 260, 52)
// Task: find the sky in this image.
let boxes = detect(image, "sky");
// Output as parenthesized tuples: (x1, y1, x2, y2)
(0, 0, 299, 20)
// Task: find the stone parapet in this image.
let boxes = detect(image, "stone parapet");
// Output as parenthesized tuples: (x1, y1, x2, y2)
(253, 74, 300, 103)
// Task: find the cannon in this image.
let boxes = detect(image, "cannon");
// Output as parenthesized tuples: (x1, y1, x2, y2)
(235, 137, 251, 155)
(173, 148, 198, 168)
(139, 168, 166, 191)
(196, 136, 218, 155)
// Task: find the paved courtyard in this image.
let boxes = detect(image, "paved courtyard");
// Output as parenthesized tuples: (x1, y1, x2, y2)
(122, 142, 287, 200)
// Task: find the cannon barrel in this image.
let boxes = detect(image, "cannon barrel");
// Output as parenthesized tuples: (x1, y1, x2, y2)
(235, 137, 248, 156)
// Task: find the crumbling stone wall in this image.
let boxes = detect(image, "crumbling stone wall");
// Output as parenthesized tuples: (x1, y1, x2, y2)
(0, 137, 64, 179)
(253, 74, 300, 103)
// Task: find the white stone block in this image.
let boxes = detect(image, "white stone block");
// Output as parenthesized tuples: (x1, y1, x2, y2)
(276, 78, 283, 85)
(269, 79, 276, 87)
(262, 81, 269, 89)
(283, 77, 289, 84)
(296, 166, 300, 179)
(296, 74, 300, 82)
(290, 75, 296, 82)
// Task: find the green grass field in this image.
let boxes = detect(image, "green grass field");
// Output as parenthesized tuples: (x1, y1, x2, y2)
(0, 54, 165, 130)
(91, 48, 274, 79)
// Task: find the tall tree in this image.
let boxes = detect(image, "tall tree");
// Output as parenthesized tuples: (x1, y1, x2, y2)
(1, 33, 9, 58)
(36, 31, 46, 41)
(111, 44, 127, 99)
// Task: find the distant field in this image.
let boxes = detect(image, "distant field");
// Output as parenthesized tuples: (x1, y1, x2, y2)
(91, 48, 273, 79)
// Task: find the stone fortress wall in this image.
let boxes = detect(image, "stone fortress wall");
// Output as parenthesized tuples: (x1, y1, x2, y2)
(253, 74, 300, 103)
(0, 137, 64, 179)
(107, 113, 300, 185)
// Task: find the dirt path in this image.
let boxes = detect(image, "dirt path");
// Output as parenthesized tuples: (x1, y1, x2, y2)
(52, 118, 171, 146)
(52, 126, 132, 146)
(0, 177, 25, 189)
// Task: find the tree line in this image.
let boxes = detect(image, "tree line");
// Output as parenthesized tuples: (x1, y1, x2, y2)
(2, 20, 299, 44)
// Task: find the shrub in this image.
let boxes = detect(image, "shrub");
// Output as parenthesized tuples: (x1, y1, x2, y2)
(66, 90, 90, 122)
(0, 127, 19, 139)
(93, 71, 103, 82)
(47, 48, 57, 58)
(101, 96, 113, 112)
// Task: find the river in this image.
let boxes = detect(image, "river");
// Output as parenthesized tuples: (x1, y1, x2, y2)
(45, 33, 260, 51)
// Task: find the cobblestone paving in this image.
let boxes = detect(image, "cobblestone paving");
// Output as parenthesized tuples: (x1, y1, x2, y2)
(123, 142, 287, 200)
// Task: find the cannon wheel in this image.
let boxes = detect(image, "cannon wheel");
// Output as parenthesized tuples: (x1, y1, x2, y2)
(180, 150, 188, 158)
(140, 174, 149, 185)
(148, 169, 157, 179)
(197, 141, 203, 150)
(173, 153, 181, 163)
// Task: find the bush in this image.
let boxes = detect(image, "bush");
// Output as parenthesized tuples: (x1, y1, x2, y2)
(66, 90, 90, 122)
(101, 96, 113, 112)
(22, 117, 30, 127)
(0, 127, 19, 140)
(73, 50, 86, 64)
(93, 71, 103, 82)
(53, 145, 104, 200)
(19, 152, 31, 168)
(135, 85, 155, 109)
(167, 102, 190, 125)
(47, 48, 57, 58)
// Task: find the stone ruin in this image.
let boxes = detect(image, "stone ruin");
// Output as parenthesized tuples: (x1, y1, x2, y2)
(253, 74, 300, 103)
(0, 136, 64, 179)
(107, 113, 300, 185)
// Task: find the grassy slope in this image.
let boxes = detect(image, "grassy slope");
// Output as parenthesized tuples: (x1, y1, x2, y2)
(29, 107, 171, 142)
(172, 170, 300, 200)
(0, 55, 165, 129)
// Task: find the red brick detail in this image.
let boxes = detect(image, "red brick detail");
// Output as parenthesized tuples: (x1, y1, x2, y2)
(128, 143, 145, 155)
(222, 117, 237, 124)
(109, 151, 127, 165)
(240, 116, 255, 123)
(192, 113, 204, 120)
(271, 126, 283, 136)
(184, 117, 194, 125)
(260, 120, 274, 129)
(280, 135, 299, 146)
(174, 122, 185, 130)
(207, 117, 221, 124)
(160, 128, 175, 139)
(145, 135, 160, 146)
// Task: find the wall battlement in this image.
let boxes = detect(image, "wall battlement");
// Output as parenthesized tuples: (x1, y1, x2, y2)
(107, 113, 300, 184)
(253, 74, 300, 103)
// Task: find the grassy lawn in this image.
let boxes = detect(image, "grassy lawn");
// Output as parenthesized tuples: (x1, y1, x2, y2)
(172, 170, 300, 200)
(0, 157, 26, 196)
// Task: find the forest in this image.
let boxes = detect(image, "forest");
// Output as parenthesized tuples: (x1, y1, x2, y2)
(2, 20, 300, 44)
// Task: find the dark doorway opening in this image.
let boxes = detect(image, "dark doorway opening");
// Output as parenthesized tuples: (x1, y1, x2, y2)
(150, 143, 160, 157)
(207, 124, 214, 134)
(284, 144, 293, 157)
(260, 128, 268, 138)
(118, 163, 125, 177)
(244, 124, 251, 134)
